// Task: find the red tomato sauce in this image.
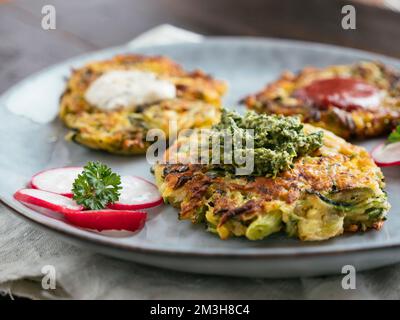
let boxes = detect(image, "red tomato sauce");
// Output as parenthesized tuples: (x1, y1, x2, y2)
(294, 78, 381, 111)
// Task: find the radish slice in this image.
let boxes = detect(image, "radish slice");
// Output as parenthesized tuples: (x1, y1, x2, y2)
(14, 189, 146, 232)
(30, 167, 83, 197)
(63, 210, 147, 232)
(371, 141, 400, 167)
(14, 189, 84, 213)
(30, 168, 162, 210)
(107, 176, 163, 210)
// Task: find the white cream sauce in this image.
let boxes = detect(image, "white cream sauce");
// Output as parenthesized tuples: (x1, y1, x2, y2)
(84, 70, 176, 110)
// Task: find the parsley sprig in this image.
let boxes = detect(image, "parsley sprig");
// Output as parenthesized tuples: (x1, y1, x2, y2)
(388, 125, 400, 144)
(72, 162, 122, 210)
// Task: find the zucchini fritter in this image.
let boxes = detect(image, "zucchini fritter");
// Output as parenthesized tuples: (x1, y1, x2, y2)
(60, 54, 227, 154)
(154, 123, 390, 241)
(243, 61, 400, 139)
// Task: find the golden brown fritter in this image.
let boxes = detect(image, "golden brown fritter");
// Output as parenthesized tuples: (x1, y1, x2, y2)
(243, 61, 400, 140)
(59, 54, 227, 154)
(154, 125, 390, 241)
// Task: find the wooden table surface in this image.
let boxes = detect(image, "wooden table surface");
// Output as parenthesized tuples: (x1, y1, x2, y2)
(0, 0, 399, 300)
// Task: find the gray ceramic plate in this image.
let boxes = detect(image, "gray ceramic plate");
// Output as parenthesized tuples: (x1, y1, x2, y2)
(1, 37, 400, 278)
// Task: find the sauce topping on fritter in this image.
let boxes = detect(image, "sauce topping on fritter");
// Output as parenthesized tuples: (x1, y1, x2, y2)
(294, 78, 381, 111)
(206, 109, 323, 177)
(84, 70, 176, 110)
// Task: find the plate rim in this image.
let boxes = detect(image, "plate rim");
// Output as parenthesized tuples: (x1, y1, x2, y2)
(2, 198, 399, 259)
(1, 36, 400, 259)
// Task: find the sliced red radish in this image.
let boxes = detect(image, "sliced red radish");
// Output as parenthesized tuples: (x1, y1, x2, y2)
(371, 141, 400, 167)
(23, 203, 65, 220)
(63, 210, 147, 232)
(30, 168, 162, 210)
(14, 188, 83, 214)
(107, 176, 163, 210)
(30, 167, 83, 197)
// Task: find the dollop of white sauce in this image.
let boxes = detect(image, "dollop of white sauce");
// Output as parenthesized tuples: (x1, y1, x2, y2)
(84, 70, 176, 110)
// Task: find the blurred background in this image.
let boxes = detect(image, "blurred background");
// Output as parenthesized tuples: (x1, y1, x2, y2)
(1, 0, 399, 94)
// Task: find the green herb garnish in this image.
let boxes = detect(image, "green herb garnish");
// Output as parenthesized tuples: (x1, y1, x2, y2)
(388, 125, 400, 144)
(209, 109, 324, 177)
(72, 162, 122, 210)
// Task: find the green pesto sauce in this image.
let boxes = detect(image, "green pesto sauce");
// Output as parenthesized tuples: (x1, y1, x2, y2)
(210, 109, 324, 177)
